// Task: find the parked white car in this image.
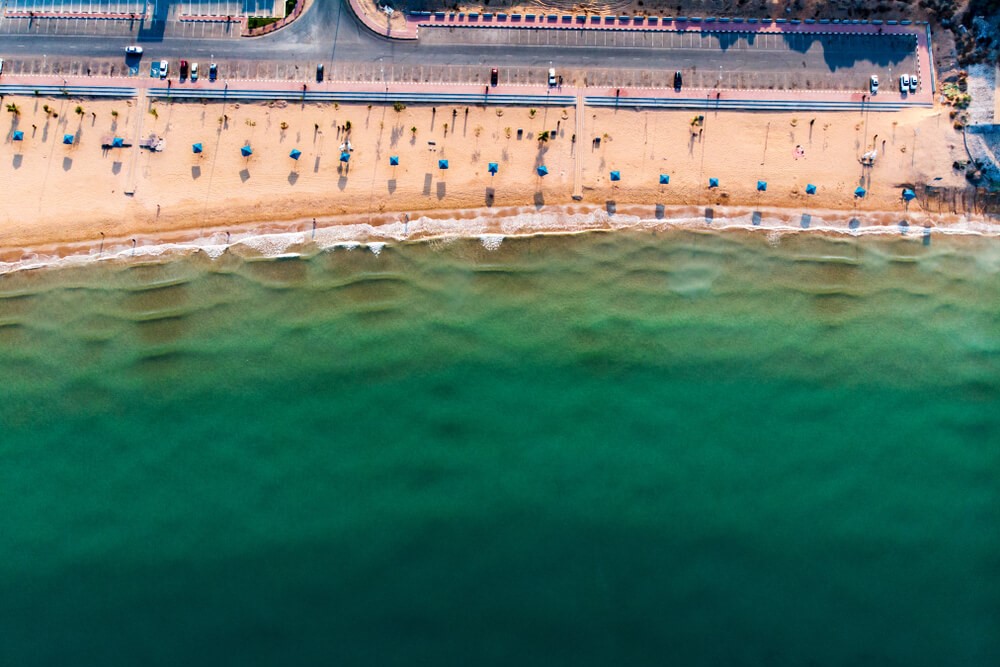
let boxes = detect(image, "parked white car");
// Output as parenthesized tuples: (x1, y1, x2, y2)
(159, 60, 169, 79)
(909, 75, 918, 93)
(900, 74, 910, 92)
(191, 62, 199, 81)
(870, 74, 879, 94)
(548, 68, 556, 87)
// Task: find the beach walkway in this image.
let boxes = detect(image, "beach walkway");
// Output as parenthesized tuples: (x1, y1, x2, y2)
(0, 73, 932, 112)
(572, 93, 584, 200)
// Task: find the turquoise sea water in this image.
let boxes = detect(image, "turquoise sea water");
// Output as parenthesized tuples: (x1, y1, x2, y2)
(1, 229, 998, 665)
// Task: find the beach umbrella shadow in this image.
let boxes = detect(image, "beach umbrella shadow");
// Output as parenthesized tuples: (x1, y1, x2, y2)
(288, 148, 302, 184)
(240, 144, 253, 181)
(388, 155, 399, 193)
(487, 162, 498, 205)
(436, 159, 448, 199)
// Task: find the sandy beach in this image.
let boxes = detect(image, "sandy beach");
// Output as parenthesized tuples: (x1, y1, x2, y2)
(0, 93, 979, 260)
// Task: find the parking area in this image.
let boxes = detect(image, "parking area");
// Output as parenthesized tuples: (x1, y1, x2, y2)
(174, 0, 275, 17)
(421, 27, 921, 92)
(4, 0, 146, 12)
(0, 54, 929, 97)
(0, 16, 243, 39)
(0, 16, 143, 37)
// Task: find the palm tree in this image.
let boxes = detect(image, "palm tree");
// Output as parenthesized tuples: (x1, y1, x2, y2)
(5, 103, 20, 116)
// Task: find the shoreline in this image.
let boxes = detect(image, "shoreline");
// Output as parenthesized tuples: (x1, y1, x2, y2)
(4, 202, 999, 277)
(1, 96, 991, 269)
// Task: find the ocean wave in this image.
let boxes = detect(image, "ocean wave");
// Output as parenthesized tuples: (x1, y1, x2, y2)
(2, 205, 1000, 277)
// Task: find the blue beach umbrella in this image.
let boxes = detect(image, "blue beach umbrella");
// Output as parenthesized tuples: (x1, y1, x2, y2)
(438, 159, 449, 170)
(805, 183, 817, 195)
(854, 186, 867, 198)
(389, 155, 399, 166)
(610, 170, 621, 182)
(63, 134, 74, 145)
(192, 143, 203, 154)
(536, 165, 549, 177)
(340, 151, 351, 163)
(488, 162, 499, 175)
(112, 137, 124, 148)
(12, 130, 24, 141)
(659, 174, 670, 185)
(902, 188, 916, 201)
(289, 148, 302, 160)
(757, 180, 767, 192)
(708, 177, 719, 188)
(241, 145, 253, 157)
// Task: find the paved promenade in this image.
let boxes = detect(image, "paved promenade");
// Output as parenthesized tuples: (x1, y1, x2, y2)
(0, 71, 930, 112)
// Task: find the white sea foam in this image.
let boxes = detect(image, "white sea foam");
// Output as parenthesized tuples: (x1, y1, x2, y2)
(2, 205, 1000, 276)
(480, 235, 504, 251)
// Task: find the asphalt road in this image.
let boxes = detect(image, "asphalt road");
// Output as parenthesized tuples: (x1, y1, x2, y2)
(0, 0, 919, 86)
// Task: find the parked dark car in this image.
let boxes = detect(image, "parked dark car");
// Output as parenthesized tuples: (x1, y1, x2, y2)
(490, 67, 498, 86)
(316, 63, 324, 82)
(208, 63, 218, 82)
(179, 59, 189, 79)
(674, 70, 683, 91)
